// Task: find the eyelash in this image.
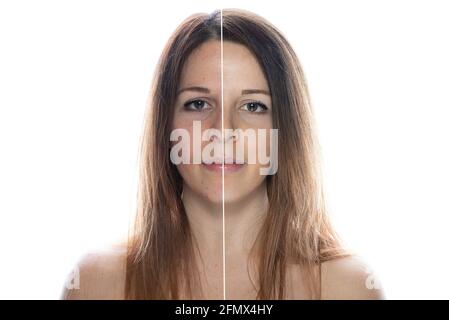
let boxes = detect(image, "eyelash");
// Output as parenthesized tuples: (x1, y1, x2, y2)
(240, 101, 268, 113)
(183, 99, 268, 113)
(183, 99, 211, 111)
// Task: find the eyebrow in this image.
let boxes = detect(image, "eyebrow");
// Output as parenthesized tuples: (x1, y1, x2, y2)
(177, 87, 270, 96)
(177, 86, 210, 95)
(241, 89, 270, 95)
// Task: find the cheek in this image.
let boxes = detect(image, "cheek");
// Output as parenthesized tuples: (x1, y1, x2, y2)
(237, 112, 272, 140)
(176, 164, 201, 187)
(170, 120, 194, 164)
(239, 125, 273, 166)
(239, 112, 272, 129)
(177, 163, 224, 200)
(171, 117, 222, 165)
(176, 164, 192, 188)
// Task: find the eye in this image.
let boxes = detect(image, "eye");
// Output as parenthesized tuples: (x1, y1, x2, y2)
(183, 99, 211, 111)
(240, 101, 268, 113)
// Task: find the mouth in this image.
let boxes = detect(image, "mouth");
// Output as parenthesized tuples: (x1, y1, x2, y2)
(201, 158, 245, 173)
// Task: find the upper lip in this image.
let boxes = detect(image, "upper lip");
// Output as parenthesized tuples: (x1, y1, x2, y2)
(202, 157, 245, 165)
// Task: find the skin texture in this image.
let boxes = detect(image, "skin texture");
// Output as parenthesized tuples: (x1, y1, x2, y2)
(61, 243, 126, 300)
(61, 40, 385, 300)
(173, 39, 272, 206)
(173, 40, 273, 299)
(61, 247, 385, 299)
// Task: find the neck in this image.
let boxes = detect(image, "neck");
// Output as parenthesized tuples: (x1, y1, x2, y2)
(182, 181, 269, 260)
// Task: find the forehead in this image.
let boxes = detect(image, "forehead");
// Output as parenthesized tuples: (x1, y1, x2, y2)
(179, 40, 269, 92)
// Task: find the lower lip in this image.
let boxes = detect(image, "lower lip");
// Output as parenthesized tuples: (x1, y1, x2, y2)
(202, 163, 245, 173)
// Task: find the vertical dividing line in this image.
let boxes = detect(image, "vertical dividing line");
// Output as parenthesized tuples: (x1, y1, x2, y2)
(220, 8, 226, 301)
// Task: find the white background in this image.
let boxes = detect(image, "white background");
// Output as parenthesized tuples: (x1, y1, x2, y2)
(0, 0, 448, 299)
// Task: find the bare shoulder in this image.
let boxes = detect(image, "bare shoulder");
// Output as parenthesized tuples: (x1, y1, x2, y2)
(321, 254, 385, 300)
(61, 242, 127, 300)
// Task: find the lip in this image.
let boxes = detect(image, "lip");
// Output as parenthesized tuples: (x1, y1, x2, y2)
(201, 162, 245, 173)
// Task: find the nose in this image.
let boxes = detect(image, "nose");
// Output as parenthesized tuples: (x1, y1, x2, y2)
(209, 102, 237, 143)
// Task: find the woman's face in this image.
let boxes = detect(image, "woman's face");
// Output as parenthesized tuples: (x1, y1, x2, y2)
(171, 40, 273, 205)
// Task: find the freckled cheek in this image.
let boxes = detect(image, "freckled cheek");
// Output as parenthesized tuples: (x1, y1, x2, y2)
(176, 164, 196, 181)
(171, 116, 194, 132)
(170, 121, 194, 163)
(171, 120, 220, 160)
(173, 108, 217, 125)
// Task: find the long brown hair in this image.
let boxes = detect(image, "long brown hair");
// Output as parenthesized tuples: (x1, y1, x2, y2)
(125, 8, 350, 300)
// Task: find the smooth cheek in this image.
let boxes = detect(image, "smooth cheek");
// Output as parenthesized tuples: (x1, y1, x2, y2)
(236, 114, 272, 166)
(244, 120, 272, 192)
(239, 112, 272, 129)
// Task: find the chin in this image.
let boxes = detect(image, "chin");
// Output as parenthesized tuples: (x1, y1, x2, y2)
(221, 191, 248, 205)
(199, 188, 246, 206)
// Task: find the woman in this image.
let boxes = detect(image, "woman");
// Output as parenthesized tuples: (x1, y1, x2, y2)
(62, 8, 385, 300)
